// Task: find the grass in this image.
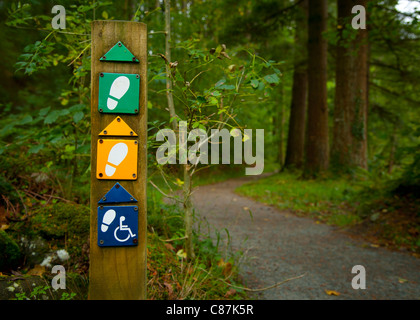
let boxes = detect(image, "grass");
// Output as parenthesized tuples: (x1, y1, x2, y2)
(236, 171, 362, 227)
(235, 170, 420, 254)
(146, 232, 247, 300)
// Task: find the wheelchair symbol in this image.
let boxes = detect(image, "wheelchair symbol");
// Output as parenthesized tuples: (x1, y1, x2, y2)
(114, 216, 136, 242)
(100, 209, 137, 244)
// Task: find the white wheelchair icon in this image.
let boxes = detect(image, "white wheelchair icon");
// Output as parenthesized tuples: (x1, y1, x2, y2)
(114, 216, 136, 242)
(101, 209, 136, 243)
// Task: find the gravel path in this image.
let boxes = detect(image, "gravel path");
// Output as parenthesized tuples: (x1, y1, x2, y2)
(192, 175, 420, 300)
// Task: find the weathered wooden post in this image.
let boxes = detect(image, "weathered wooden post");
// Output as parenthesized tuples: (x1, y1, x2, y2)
(89, 21, 147, 300)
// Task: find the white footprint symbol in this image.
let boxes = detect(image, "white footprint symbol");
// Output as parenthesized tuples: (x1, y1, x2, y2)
(101, 209, 116, 232)
(107, 76, 130, 110)
(105, 142, 128, 176)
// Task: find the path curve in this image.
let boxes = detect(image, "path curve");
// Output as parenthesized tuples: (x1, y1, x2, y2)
(192, 175, 420, 300)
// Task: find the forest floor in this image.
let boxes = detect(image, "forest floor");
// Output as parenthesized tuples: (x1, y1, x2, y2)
(192, 174, 420, 300)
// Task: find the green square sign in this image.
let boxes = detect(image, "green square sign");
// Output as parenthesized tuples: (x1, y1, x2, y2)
(98, 72, 140, 114)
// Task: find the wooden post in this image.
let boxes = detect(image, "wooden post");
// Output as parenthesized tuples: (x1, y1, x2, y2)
(89, 21, 147, 300)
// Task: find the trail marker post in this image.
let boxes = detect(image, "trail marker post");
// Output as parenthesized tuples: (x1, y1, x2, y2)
(89, 21, 147, 300)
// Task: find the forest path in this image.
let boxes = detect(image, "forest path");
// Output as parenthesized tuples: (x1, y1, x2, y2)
(192, 175, 420, 300)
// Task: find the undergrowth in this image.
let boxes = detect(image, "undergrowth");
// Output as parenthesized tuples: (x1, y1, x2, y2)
(0, 172, 249, 300)
(146, 184, 248, 300)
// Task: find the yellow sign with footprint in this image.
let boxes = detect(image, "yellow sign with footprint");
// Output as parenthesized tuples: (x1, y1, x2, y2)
(96, 139, 138, 180)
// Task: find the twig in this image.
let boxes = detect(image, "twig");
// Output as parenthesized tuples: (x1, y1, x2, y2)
(199, 267, 306, 292)
(159, 235, 188, 242)
(67, 43, 91, 66)
(23, 189, 72, 203)
(228, 273, 306, 292)
(149, 180, 183, 204)
(10, 184, 28, 217)
(158, 166, 174, 193)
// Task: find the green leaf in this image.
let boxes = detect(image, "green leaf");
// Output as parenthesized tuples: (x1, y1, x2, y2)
(69, 104, 85, 112)
(20, 115, 33, 125)
(64, 145, 75, 153)
(73, 111, 84, 123)
(251, 79, 260, 89)
(215, 79, 226, 88)
(28, 144, 44, 154)
(208, 96, 218, 105)
(263, 73, 280, 84)
(219, 84, 235, 90)
(44, 110, 59, 124)
(58, 109, 70, 116)
(39, 107, 51, 117)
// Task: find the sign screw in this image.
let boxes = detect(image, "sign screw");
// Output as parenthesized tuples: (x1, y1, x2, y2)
(102, 56, 106, 60)
(134, 141, 138, 145)
(99, 173, 103, 177)
(99, 108, 103, 113)
(103, 130, 107, 135)
(133, 58, 137, 62)
(115, 184, 120, 189)
(136, 74, 139, 78)
(100, 72, 104, 77)
(117, 117, 121, 122)
(130, 131, 133, 136)
(130, 197, 133, 201)
(132, 173, 136, 178)
(99, 139, 103, 144)
(134, 109, 138, 113)
(118, 42, 122, 47)
(100, 240, 104, 245)
(133, 238, 138, 244)
(134, 206, 138, 211)
(102, 197, 106, 201)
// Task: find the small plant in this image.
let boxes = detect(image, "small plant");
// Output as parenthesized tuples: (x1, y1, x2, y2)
(13, 284, 49, 300)
(60, 292, 77, 300)
(12, 283, 77, 300)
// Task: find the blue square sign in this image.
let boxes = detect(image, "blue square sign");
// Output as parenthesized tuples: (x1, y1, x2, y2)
(98, 205, 138, 247)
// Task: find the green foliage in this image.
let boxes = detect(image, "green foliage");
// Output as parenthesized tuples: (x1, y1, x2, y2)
(392, 142, 420, 199)
(147, 185, 184, 239)
(12, 283, 78, 300)
(30, 202, 90, 258)
(0, 230, 22, 271)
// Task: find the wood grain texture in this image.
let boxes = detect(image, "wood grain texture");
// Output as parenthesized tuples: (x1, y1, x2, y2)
(89, 20, 147, 300)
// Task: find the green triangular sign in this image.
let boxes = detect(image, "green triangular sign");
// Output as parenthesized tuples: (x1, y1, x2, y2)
(100, 41, 139, 63)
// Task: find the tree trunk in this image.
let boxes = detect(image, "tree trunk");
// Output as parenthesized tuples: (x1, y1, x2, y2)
(285, 0, 308, 170)
(164, 0, 177, 132)
(164, 0, 194, 260)
(183, 164, 195, 260)
(278, 80, 285, 167)
(332, 0, 368, 172)
(305, 0, 329, 175)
